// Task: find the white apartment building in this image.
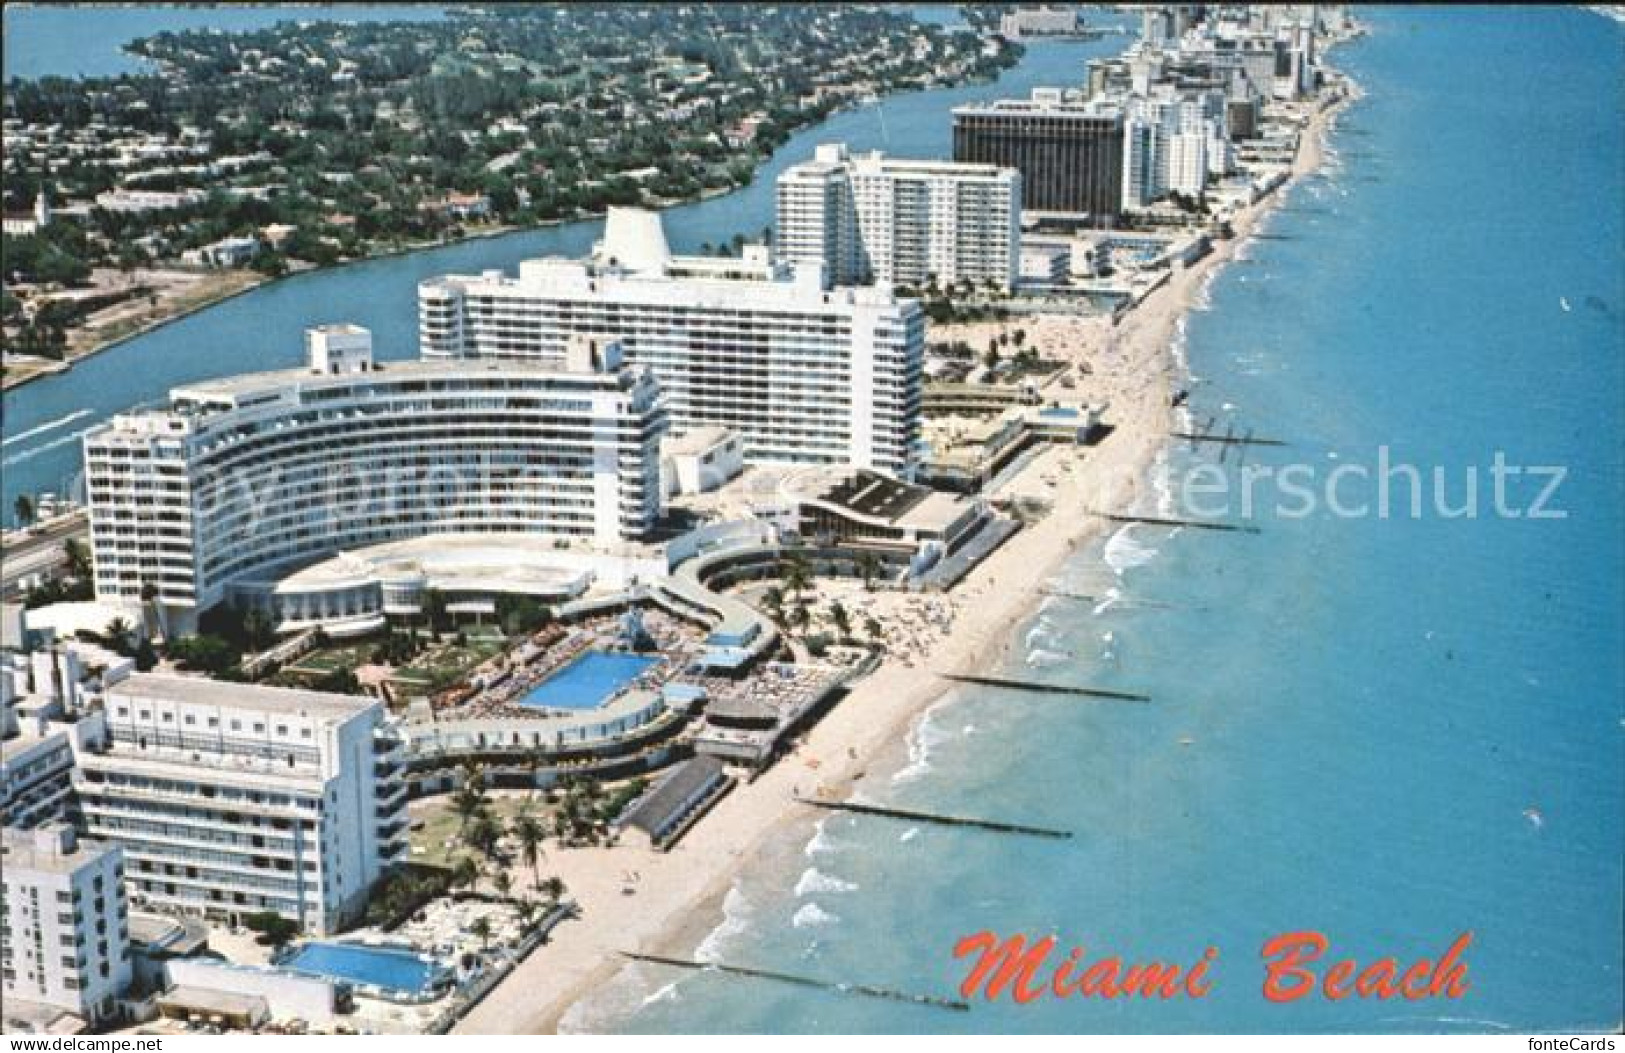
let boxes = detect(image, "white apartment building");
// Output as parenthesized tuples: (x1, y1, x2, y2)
(1166, 130, 1210, 197)
(1121, 92, 1229, 208)
(3, 649, 118, 831)
(420, 209, 924, 478)
(1, 825, 132, 1029)
(84, 325, 665, 633)
(2, 727, 77, 832)
(776, 143, 1022, 291)
(72, 674, 407, 936)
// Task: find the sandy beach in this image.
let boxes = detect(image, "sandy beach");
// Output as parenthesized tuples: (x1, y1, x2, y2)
(452, 84, 1355, 1036)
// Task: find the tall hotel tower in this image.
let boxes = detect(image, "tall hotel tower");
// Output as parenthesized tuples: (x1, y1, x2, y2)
(953, 89, 1125, 224)
(775, 144, 1022, 291)
(419, 209, 924, 478)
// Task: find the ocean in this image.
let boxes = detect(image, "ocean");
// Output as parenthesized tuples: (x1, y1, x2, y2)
(571, 7, 1625, 1034)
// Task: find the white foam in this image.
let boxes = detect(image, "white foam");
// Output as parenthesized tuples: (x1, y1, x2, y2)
(900, 827, 920, 843)
(1024, 615, 1060, 652)
(694, 884, 753, 963)
(640, 981, 682, 1007)
(1, 408, 93, 448)
(792, 902, 840, 929)
(803, 816, 846, 857)
(795, 867, 859, 896)
(1025, 647, 1069, 668)
(1151, 446, 1176, 517)
(1104, 524, 1159, 577)
(892, 698, 953, 785)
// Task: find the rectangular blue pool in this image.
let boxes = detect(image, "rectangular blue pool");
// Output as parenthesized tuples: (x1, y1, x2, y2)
(280, 942, 440, 996)
(518, 650, 659, 711)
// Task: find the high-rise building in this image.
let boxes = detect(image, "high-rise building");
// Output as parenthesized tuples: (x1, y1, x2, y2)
(84, 326, 665, 633)
(420, 209, 924, 477)
(72, 674, 407, 936)
(0, 825, 132, 1029)
(776, 144, 1021, 291)
(952, 91, 1124, 222)
(1121, 118, 1164, 210)
(1166, 131, 1210, 197)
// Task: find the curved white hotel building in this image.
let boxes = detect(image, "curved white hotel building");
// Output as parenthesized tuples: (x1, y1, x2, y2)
(418, 208, 924, 477)
(83, 326, 665, 635)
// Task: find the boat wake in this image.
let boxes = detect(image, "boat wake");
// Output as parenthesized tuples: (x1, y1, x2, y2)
(1, 408, 93, 448)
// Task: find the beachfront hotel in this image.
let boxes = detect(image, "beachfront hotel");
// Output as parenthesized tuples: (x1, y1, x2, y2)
(0, 824, 132, 1030)
(418, 208, 925, 477)
(775, 144, 1022, 292)
(952, 90, 1125, 223)
(71, 674, 406, 936)
(83, 325, 666, 636)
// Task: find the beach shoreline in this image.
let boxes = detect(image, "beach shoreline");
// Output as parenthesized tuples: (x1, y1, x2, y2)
(450, 66, 1361, 1037)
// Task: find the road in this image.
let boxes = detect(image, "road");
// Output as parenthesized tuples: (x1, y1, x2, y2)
(1, 511, 89, 598)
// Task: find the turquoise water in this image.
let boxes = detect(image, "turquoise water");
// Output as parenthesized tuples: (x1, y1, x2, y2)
(519, 652, 659, 712)
(577, 7, 1624, 1034)
(1, 20, 1130, 522)
(281, 942, 440, 996)
(2, 5, 447, 81)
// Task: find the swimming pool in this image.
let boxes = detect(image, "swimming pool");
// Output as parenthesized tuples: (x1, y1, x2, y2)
(518, 650, 659, 711)
(279, 941, 441, 997)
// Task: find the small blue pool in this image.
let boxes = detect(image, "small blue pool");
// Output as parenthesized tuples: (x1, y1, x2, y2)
(518, 650, 659, 711)
(280, 942, 440, 996)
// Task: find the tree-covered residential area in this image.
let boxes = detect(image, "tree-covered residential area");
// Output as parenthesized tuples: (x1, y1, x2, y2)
(1, 5, 1019, 377)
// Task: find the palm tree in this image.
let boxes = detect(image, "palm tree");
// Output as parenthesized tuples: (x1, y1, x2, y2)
(62, 537, 91, 580)
(470, 916, 493, 951)
(242, 607, 273, 651)
(828, 601, 850, 643)
(13, 494, 34, 528)
(452, 763, 488, 831)
(761, 585, 785, 625)
(782, 553, 811, 602)
(864, 616, 884, 648)
(540, 876, 567, 904)
(465, 808, 502, 861)
(103, 617, 132, 650)
(139, 578, 165, 642)
(450, 854, 481, 891)
(788, 603, 811, 637)
(513, 810, 546, 887)
(493, 870, 513, 899)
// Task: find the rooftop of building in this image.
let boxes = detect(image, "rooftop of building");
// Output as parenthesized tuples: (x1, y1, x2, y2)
(422, 209, 908, 312)
(619, 754, 728, 836)
(0, 999, 86, 1036)
(257, 532, 663, 596)
(786, 143, 1017, 180)
(166, 353, 648, 406)
(954, 88, 1122, 119)
(1, 722, 73, 765)
(663, 425, 739, 459)
(0, 824, 118, 875)
(807, 468, 977, 535)
(107, 672, 377, 721)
